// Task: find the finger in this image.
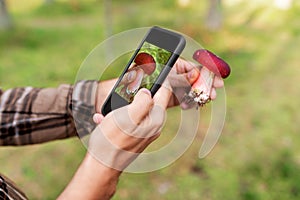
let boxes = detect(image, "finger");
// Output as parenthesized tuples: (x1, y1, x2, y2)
(128, 88, 154, 125)
(126, 68, 144, 94)
(120, 70, 137, 85)
(153, 82, 172, 109)
(175, 58, 198, 74)
(213, 76, 224, 88)
(186, 67, 200, 85)
(93, 113, 104, 124)
(210, 88, 217, 100)
(168, 67, 200, 88)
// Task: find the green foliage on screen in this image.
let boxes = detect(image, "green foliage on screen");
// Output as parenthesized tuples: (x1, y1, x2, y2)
(139, 42, 172, 90)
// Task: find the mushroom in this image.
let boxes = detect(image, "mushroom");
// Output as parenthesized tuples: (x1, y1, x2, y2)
(134, 52, 156, 75)
(188, 49, 231, 106)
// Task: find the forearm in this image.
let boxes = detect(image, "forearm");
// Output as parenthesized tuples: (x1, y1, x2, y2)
(58, 153, 121, 200)
(0, 80, 99, 146)
(0, 84, 76, 145)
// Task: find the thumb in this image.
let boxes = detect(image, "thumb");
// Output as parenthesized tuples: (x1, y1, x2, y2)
(93, 113, 104, 124)
(184, 67, 200, 85)
(128, 88, 154, 125)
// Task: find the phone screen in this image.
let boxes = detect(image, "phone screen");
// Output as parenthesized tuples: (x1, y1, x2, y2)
(114, 41, 172, 103)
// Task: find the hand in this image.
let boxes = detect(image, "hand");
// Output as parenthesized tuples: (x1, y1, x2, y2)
(90, 85, 171, 170)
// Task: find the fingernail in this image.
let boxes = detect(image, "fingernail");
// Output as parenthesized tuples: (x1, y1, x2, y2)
(180, 102, 189, 110)
(93, 113, 103, 124)
(188, 69, 196, 79)
(139, 88, 151, 96)
(127, 70, 136, 82)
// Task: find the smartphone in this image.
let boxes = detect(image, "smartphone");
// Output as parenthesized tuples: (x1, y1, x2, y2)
(101, 26, 186, 116)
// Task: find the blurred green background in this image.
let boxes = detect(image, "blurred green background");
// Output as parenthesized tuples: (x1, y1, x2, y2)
(1, 0, 300, 199)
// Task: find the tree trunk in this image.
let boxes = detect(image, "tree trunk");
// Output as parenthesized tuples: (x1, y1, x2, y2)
(103, 0, 113, 61)
(104, 0, 112, 38)
(0, 0, 12, 30)
(44, 0, 54, 4)
(205, 0, 222, 31)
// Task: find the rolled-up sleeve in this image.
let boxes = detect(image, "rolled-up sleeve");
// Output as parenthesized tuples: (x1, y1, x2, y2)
(0, 80, 98, 146)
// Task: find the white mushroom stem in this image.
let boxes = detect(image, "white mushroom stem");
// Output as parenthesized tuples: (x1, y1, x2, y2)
(188, 66, 215, 106)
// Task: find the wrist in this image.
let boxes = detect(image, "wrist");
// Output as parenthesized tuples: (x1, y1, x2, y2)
(83, 152, 122, 179)
(82, 153, 121, 199)
(95, 79, 117, 113)
(58, 152, 121, 200)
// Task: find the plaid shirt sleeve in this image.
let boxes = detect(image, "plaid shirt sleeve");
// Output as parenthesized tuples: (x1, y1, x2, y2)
(0, 80, 99, 199)
(0, 173, 28, 200)
(0, 80, 98, 146)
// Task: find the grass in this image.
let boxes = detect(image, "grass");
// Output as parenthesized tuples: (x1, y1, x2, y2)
(1, 0, 300, 199)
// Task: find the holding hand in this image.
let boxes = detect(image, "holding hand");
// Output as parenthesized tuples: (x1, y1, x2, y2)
(90, 85, 171, 170)
(166, 58, 224, 109)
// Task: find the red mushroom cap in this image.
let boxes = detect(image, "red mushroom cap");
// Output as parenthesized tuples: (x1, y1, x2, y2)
(193, 49, 231, 79)
(134, 52, 156, 75)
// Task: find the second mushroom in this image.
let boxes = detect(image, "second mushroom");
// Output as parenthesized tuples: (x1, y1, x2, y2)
(119, 52, 157, 101)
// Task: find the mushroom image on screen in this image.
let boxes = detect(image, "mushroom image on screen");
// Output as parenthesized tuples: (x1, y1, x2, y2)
(125, 52, 156, 95)
(117, 52, 156, 102)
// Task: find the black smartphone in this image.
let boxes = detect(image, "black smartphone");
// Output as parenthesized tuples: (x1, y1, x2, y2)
(101, 26, 186, 116)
